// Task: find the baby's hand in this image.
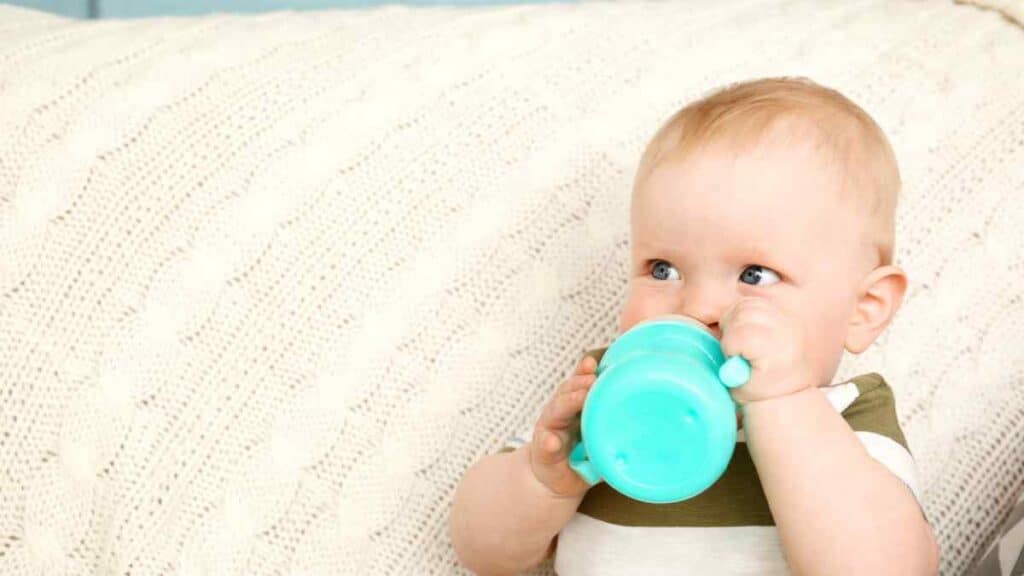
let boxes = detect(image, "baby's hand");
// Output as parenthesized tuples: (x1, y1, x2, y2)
(528, 354, 598, 499)
(720, 297, 817, 405)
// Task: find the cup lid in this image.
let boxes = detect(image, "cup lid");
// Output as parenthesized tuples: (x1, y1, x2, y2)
(582, 352, 736, 503)
(631, 313, 713, 336)
(600, 314, 724, 378)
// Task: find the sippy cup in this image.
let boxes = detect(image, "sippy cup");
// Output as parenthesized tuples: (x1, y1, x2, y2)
(568, 314, 752, 504)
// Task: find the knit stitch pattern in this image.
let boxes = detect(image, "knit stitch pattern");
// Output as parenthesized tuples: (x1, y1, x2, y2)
(0, 2, 1022, 575)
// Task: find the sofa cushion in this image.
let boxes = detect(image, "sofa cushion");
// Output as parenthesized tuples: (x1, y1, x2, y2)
(0, 2, 1022, 575)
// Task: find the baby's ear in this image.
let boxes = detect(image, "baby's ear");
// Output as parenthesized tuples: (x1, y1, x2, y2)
(844, 264, 908, 354)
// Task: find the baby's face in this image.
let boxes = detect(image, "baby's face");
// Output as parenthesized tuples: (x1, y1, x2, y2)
(619, 139, 879, 385)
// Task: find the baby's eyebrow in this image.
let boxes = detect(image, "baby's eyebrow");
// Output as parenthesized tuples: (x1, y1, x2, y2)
(745, 243, 774, 262)
(638, 237, 786, 267)
(640, 243, 689, 260)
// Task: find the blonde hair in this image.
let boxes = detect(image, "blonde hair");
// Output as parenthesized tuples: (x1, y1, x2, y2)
(633, 76, 900, 266)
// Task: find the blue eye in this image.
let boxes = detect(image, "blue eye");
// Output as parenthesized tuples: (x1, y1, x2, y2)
(650, 260, 679, 281)
(740, 265, 781, 286)
(649, 261, 781, 286)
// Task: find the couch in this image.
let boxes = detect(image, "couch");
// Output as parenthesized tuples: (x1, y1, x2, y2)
(1, 1, 1022, 574)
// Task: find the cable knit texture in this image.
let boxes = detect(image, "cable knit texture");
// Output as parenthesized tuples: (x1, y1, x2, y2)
(0, 2, 1022, 575)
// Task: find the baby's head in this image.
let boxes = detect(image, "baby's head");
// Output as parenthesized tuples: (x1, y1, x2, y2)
(619, 76, 907, 385)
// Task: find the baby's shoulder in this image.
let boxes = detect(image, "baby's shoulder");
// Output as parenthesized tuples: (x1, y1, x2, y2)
(831, 372, 909, 454)
(832, 372, 893, 414)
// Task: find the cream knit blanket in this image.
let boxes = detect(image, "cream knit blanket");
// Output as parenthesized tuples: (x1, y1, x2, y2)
(1, 2, 1022, 575)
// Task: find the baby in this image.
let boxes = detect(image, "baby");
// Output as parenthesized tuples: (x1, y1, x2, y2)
(450, 76, 939, 575)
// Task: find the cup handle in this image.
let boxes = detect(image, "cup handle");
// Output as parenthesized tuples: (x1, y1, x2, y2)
(719, 355, 752, 388)
(568, 440, 603, 486)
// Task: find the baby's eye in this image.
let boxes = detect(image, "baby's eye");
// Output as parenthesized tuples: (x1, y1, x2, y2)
(740, 265, 781, 286)
(650, 259, 680, 281)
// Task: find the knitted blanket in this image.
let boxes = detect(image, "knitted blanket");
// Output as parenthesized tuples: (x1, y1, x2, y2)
(1, 2, 1022, 575)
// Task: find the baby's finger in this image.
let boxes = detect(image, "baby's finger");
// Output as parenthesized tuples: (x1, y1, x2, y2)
(541, 387, 589, 430)
(533, 426, 570, 464)
(553, 369, 595, 398)
(561, 373, 596, 395)
(574, 355, 597, 376)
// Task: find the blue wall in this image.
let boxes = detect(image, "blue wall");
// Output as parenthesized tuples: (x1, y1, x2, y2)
(3, 0, 572, 19)
(5, 0, 91, 18)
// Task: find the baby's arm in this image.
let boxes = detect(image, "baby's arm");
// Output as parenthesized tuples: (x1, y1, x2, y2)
(450, 354, 599, 575)
(449, 445, 583, 575)
(743, 385, 939, 575)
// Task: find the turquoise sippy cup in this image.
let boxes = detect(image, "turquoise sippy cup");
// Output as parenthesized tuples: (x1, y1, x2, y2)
(568, 314, 752, 504)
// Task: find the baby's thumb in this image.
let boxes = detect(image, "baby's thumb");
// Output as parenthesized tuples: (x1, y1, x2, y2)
(534, 427, 570, 464)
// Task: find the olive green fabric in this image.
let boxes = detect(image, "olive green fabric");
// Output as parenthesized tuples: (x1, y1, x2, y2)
(578, 442, 773, 527)
(843, 372, 910, 453)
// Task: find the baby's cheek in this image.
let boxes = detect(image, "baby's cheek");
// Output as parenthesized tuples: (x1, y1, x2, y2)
(616, 304, 644, 334)
(617, 290, 656, 333)
(804, 315, 848, 383)
(617, 295, 673, 333)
